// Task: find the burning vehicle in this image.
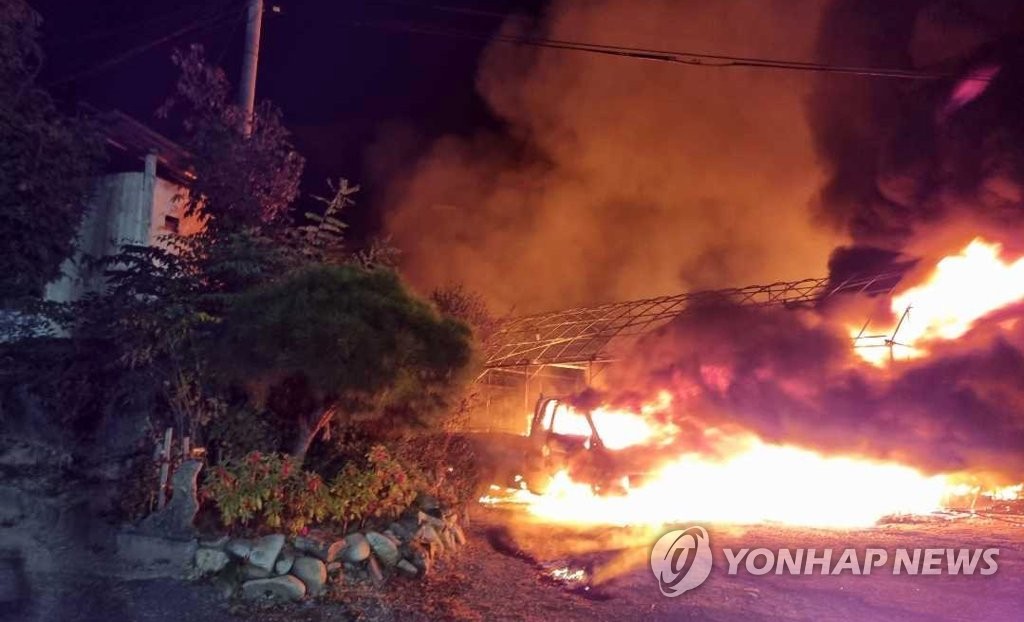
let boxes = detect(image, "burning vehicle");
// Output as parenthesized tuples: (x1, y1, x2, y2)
(470, 395, 655, 496)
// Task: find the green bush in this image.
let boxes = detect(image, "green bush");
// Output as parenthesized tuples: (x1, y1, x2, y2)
(202, 404, 282, 462)
(202, 445, 419, 535)
(203, 451, 326, 534)
(390, 432, 481, 508)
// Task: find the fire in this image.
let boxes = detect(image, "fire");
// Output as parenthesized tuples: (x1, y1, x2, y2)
(990, 483, 1022, 501)
(951, 483, 1023, 502)
(490, 432, 954, 528)
(484, 389, 1022, 528)
(481, 239, 1024, 530)
(545, 391, 676, 450)
(854, 238, 1024, 365)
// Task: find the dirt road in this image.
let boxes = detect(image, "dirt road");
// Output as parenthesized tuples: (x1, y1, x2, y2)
(416, 507, 1024, 621)
(8, 507, 1022, 621)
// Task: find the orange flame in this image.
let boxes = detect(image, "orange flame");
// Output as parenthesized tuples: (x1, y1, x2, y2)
(486, 430, 956, 528)
(854, 238, 1024, 365)
(482, 239, 1024, 529)
(484, 392, 1020, 528)
(546, 391, 676, 450)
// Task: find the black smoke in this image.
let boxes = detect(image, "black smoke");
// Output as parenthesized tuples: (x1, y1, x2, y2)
(601, 301, 1024, 479)
(811, 0, 1024, 251)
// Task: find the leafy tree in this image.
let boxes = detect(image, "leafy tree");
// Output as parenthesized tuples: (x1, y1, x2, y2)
(75, 224, 307, 443)
(157, 45, 303, 232)
(66, 49, 474, 472)
(79, 238, 222, 440)
(67, 43, 308, 440)
(285, 177, 355, 264)
(431, 283, 497, 341)
(0, 0, 103, 301)
(209, 264, 475, 464)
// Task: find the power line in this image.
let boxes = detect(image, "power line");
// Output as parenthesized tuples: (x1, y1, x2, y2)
(45, 4, 223, 49)
(46, 3, 247, 87)
(350, 19, 982, 82)
(367, 0, 514, 20)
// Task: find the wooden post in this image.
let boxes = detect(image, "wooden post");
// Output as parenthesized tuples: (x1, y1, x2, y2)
(182, 436, 191, 460)
(157, 427, 173, 510)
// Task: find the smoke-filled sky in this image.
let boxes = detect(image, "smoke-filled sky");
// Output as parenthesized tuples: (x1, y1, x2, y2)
(558, 0, 1024, 480)
(380, 0, 843, 314)
(811, 0, 1024, 249)
(38, 0, 1022, 315)
(377, 0, 1024, 478)
(380, 0, 1024, 314)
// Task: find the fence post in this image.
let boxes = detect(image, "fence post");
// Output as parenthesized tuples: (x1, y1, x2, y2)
(157, 427, 173, 510)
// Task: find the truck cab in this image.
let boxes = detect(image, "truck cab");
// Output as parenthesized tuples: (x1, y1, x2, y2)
(521, 396, 634, 494)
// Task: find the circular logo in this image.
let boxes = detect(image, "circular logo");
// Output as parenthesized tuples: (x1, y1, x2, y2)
(650, 526, 713, 597)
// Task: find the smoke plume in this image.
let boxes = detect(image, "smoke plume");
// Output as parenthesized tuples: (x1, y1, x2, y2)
(380, 2, 1024, 478)
(379, 0, 841, 313)
(599, 301, 1024, 479)
(811, 0, 1024, 249)
(585, 2, 1024, 479)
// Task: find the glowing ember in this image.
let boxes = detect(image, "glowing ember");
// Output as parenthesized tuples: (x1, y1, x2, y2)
(486, 432, 953, 528)
(855, 238, 1024, 364)
(548, 566, 588, 583)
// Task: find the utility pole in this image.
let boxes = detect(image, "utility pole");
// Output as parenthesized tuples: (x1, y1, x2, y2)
(238, 0, 264, 136)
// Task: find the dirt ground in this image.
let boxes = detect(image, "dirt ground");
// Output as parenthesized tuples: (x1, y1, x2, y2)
(459, 507, 1024, 622)
(10, 506, 1022, 621)
(366, 506, 1024, 622)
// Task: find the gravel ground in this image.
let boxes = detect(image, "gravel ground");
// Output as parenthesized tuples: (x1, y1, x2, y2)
(7, 508, 1022, 621)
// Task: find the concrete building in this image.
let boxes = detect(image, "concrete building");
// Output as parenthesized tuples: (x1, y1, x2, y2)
(45, 111, 200, 303)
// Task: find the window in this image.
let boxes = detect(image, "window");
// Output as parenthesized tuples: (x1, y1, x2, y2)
(163, 215, 180, 234)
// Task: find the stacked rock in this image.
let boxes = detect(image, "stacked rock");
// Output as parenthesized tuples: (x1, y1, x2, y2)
(191, 497, 469, 603)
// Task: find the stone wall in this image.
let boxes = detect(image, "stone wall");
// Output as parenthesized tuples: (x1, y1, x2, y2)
(191, 496, 469, 603)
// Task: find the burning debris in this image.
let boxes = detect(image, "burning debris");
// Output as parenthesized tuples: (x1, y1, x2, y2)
(851, 237, 1024, 364)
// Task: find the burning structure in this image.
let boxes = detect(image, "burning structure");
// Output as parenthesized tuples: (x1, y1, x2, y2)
(474, 236, 1024, 528)
(381, 1, 1024, 529)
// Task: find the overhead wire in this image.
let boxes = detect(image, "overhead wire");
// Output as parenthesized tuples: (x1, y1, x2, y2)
(44, 2, 986, 91)
(46, 2, 247, 87)
(347, 18, 981, 82)
(44, 3, 226, 49)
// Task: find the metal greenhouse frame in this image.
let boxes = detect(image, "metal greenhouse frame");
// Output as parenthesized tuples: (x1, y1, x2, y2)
(480, 272, 903, 373)
(469, 272, 904, 433)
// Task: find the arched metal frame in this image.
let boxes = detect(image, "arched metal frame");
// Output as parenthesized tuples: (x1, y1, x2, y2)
(480, 272, 903, 374)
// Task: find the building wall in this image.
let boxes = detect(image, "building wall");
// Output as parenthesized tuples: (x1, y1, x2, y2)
(44, 160, 193, 303)
(149, 176, 203, 241)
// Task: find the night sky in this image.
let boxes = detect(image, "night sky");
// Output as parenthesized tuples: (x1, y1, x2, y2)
(34, 0, 543, 238)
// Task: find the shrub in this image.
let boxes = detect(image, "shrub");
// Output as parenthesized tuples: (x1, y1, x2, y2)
(202, 445, 419, 535)
(203, 451, 327, 534)
(202, 404, 282, 462)
(390, 431, 481, 508)
(208, 264, 475, 465)
(325, 444, 419, 532)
